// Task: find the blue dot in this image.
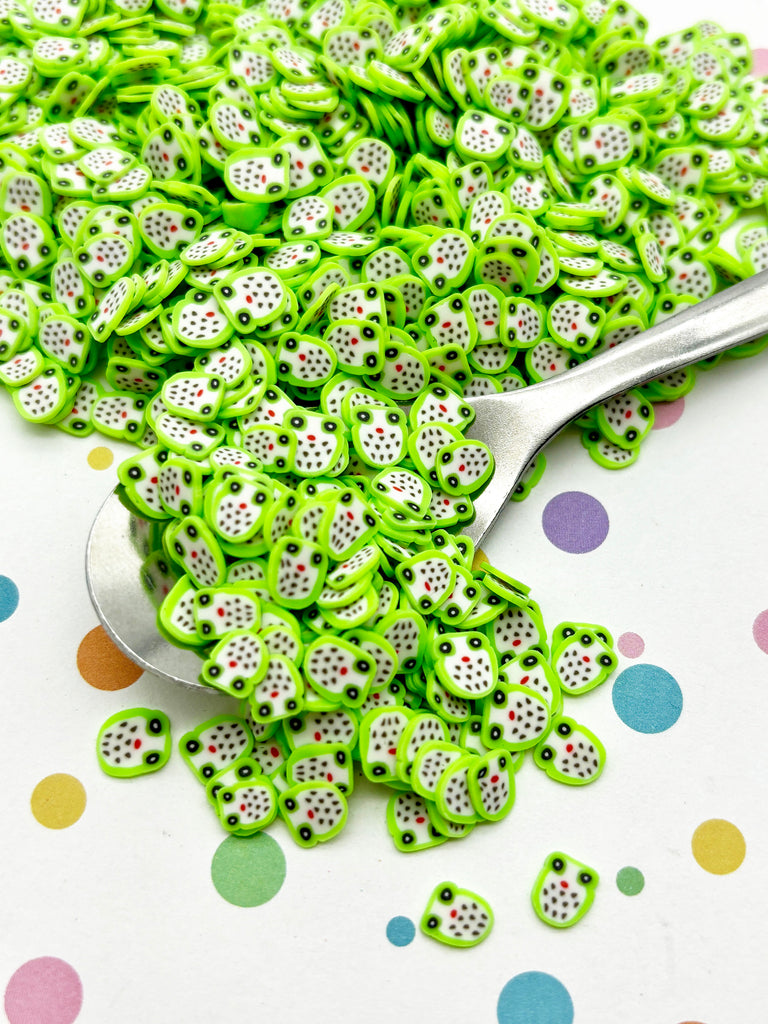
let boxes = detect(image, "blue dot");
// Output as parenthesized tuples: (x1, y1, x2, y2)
(0, 576, 19, 622)
(612, 664, 683, 733)
(386, 916, 415, 947)
(497, 972, 574, 1024)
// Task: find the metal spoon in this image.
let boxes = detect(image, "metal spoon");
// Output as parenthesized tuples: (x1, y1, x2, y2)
(86, 269, 768, 690)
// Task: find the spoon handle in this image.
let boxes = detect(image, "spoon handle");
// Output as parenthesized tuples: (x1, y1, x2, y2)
(507, 267, 768, 436)
(464, 270, 768, 548)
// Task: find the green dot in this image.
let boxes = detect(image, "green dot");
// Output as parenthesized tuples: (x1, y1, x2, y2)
(616, 866, 644, 896)
(211, 833, 286, 907)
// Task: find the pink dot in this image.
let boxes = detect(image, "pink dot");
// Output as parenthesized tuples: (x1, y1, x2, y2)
(5, 958, 83, 1024)
(752, 610, 768, 654)
(651, 398, 684, 429)
(753, 48, 768, 75)
(617, 632, 645, 658)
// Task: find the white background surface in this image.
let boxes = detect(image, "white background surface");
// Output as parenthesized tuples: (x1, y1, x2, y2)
(2, 3, 768, 1021)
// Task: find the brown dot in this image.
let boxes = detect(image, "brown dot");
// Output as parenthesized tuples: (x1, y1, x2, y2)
(77, 626, 142, 690)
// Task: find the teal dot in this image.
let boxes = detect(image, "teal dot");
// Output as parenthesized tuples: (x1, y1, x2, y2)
(386, 916, 415, 947)
(612, 664, 682, 733)
(210, 833, 286, 907)
(497, 972, 573, 1024)
(616, 866, 645, 896)
(0, 576, 19, 622)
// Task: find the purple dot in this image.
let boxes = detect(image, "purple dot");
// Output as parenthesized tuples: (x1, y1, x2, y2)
(753, 610, 768, 655)
(5, 957, 83, 1024)
(542, 491, 609, 553)
(618, 632, 645, 658)
(753, 48, 768, 75)
(651, 398, 685, 429)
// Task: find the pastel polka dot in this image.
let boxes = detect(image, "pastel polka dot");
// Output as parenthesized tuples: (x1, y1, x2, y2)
(612, 664, 683, 733)
(752, 48, 768, 75)
(752, 610, 768, 655)
(472, 547, 489, 571)
(0, 575, 19, 622)
(617, 632, 645, 658)
(651, 398, 685, 429)
(542, 491, 609, 554)
(76, 626, 142, 691)
(386, 916, 415, 947)
(5, 957, 83, 1024)
(87, 446, 113, 470)
(31, 774, 86, 830)
(211, 833, 286, 907)
(497, 972, 573, 1024)
(616, 866, 645, 896)
(691, 819, 746, 875)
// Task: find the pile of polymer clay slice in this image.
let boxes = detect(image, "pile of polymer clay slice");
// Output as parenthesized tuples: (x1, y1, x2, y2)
(3, 0, 768, 851)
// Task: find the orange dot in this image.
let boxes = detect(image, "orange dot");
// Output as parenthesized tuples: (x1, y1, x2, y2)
(87, 446, 114, 470)
(691, 819, 746, 875)
(77, 625, 142, 690)
(31, 774, 86, 829)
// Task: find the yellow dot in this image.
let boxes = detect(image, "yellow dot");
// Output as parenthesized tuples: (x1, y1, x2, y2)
(691, 818, 746, 875)
(31, 774, 86, 829)
(472, 547, 489, 571)
(87, 446, 114, 470)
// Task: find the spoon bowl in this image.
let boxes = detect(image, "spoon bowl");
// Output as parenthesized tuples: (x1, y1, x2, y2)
(86, 269, 768, 688)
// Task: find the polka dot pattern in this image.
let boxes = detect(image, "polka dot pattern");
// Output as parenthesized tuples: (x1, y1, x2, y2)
(617, 632, 645, 658)
(0, 575, 19, 622)
(691, 819, 746, 875)
(386, 916, 415, 946)
(752, 610, 768, 655)
(651, 398, 685, 429)
(87, 446, 113, 470)
(211, 833, 286, 907)
(612, 664, 683, 733)
(616, 866, 645, 896)
(497, 972, 573, 1024)
(76, 626, 142, 691)
(542, 491, 609, 553)
(4, 958, 83, 1024)
(30, 774, 86, 830)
